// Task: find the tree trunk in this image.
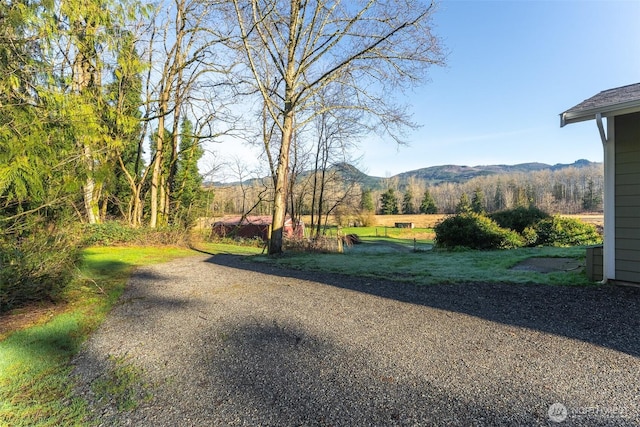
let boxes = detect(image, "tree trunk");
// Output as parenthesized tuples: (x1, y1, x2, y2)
(73, 26, 102, 225)
(83, 177, 98, 224)
(269, 109, 294, 254)
(159, 175, 167, 226)
(267, 0, 301, 254)
(150, 96, 167, 228)
(164, 98, 181, 225)
(316, 167, 327, 238)
(130, 188, 142, 227)
(82, 144, 100, 224)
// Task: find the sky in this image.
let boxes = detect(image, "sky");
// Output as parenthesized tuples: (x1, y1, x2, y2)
(204, 0, 640, 180)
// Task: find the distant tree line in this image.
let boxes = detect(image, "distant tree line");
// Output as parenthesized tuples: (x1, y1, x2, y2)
(212, 163, 603, 229)
(372, 164, 603, 215)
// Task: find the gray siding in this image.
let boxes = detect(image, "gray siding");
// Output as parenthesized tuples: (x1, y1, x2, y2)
(615, 112, 640, 282)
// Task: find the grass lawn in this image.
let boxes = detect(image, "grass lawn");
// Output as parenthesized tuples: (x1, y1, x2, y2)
(327, 225, 435, 239)
(264, 226, 593, 286)
(253, 243, 595, 286)
(0, 244, 260, 427)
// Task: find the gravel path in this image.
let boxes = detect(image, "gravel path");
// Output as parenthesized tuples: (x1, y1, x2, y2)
(72, 253, 640, 426)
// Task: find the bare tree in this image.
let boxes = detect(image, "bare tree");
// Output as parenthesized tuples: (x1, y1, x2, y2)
(288, 130, 313, 234)
(227, 0, 445, 253)
(309, 102, 364, 238)
(147, 0, 234, 227)
(225, 155, 273, 218)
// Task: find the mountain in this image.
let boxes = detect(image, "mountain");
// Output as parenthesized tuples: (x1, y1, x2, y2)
(208, 159, 601, 188)
(391, 160, 599, 186)
(330, 162, 383, 189)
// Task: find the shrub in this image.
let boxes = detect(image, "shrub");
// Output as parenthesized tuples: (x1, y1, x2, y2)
(434, 213, 523, 250)
(357, 211, 376, 227)
(529, 216, 602, 247)
(520, 225, 539, 247)
(83, 222, 192, 247)
(83, 222, 145, 246)
(489, 206, 550, 233)
(0, 228, 80, 313)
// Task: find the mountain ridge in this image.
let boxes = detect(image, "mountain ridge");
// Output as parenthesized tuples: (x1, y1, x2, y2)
(334, 159, 600, 188)
(210, 159, 601, 188)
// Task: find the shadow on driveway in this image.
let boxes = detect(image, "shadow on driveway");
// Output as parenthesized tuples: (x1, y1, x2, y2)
(205, 253, 640, 358)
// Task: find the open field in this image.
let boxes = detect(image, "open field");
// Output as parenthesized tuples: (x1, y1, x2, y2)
(201, 213, 603, 230)
(320, 225, 435, 242)
(563, 213, 604, 228)
(360, 214, 447, 228)
(304, 214, 603, 242)
(297, 214, 445, 229)
(328, 213, 604, 229)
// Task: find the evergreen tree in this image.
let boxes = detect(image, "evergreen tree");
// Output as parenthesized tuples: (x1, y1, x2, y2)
(173, 119, 205, 226)
(360, 188, 375, 212)
(552, 182, 566, 203)
(0, 1, 80, 219)
(508, 181, 531, 208)
(582, 177, 602, 211)
(456, 193, 472, 214)
(380, 188, 399, 215)
(0, 1, 48, 211)
(420, 188, 438, 214)
(104, 30, 144, 219)
(493, 181, 506, 212)
(471, 187, 485, 214)
(402, 190, 415, 214)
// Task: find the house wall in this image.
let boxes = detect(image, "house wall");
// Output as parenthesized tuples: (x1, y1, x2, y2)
(615, 112, 640, 282)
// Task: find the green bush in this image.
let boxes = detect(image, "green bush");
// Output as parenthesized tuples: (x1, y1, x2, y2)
(489, 206, 550, 233)
(83, 222, 191, 247)
(0, 228, 80, 313)
(529, 216, 602, 247)
(0, 219, 194, 313)
(434, 213, 523, 250)
(520, 225, 539, 246)
(82, 222, 146, 246)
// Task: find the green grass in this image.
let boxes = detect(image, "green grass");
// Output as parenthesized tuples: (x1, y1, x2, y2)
(357, 236, 434, 252)
(333, 225, 435, 239)
(253, 244, 594, 286)
(318, 226, 435, 252)
(0, 244, 252, 427)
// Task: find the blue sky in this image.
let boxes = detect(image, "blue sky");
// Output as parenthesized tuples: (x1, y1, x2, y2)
(206, 0, 640, 180)
(361, 0, 640, 177)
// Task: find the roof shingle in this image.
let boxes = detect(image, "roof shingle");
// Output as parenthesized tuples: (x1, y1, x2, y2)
(561, 83, 640, 126)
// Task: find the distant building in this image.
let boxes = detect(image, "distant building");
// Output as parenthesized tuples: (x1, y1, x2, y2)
(561, 83, 640, 284)
(211, 215, 304, 241)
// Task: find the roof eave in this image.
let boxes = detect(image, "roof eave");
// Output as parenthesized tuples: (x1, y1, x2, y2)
(561, 99, 640, 127)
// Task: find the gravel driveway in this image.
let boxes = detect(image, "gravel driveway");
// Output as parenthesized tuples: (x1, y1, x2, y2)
(72, 253, 640, 426)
